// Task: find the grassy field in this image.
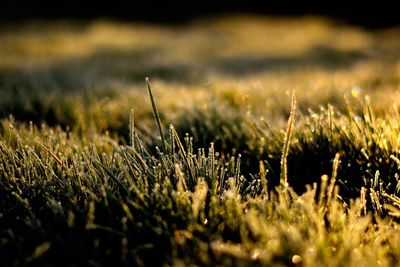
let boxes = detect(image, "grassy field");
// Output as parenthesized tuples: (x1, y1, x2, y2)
(1, 16, 400, 266)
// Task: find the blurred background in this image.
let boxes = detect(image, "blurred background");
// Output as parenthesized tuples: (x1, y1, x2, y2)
(0, 0, 399, 27)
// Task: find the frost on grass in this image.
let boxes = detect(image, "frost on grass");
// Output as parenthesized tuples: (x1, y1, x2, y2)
(1, 17, 400, 266)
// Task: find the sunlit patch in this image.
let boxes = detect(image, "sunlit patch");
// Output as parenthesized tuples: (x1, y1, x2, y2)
(351, 86, 362, 98)
(250, 249, 262, 260)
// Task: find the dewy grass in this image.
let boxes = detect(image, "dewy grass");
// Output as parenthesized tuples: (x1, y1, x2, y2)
(2, 86, 400, 266)
(1, 110, 400, 267)
(1, 17, 400, 267)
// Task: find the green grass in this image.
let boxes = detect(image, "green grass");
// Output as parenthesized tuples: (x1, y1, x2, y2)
(1, 16, 400, 266)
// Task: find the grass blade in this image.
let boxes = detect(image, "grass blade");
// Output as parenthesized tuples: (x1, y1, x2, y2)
(280, 90, 296, 187)
(146, 77, 166, 152)
(129, 109, 135, 149)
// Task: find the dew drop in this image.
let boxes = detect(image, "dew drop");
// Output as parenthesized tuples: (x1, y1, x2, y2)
(292, 255, 302, 264)
(351, 86, 361, 98)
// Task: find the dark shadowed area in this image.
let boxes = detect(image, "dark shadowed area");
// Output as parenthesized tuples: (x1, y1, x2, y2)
(1, 0, 399, 28)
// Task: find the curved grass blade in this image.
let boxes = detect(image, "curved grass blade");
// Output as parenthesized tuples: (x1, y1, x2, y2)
(280, 90, 296, 188)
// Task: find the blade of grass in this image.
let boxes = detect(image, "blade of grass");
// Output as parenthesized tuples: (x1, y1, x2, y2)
(130, 109, 135, 149)
(146, 77, 166, 152)
(36, 141, 63, 166)
(280, 90, 296, 188)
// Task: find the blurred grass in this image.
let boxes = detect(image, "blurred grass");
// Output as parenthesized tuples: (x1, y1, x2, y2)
(0, 16, 400, 266)
(0, 16, 399, 130)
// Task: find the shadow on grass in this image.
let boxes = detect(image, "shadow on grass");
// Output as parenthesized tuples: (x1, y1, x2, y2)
(0, 46, 200, 92)
(211, 45, 368, 76)
(0, 43, 392, 129)
(0, 44, 375, 92)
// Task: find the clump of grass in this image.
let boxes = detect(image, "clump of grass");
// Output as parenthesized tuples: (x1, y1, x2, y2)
(2, 82, 400, 266)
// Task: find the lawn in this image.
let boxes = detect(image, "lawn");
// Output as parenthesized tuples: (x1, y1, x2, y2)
(1, 16, 400, 266)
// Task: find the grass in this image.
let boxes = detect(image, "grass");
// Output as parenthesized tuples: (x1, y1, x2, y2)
(1, 16, 400, 266)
